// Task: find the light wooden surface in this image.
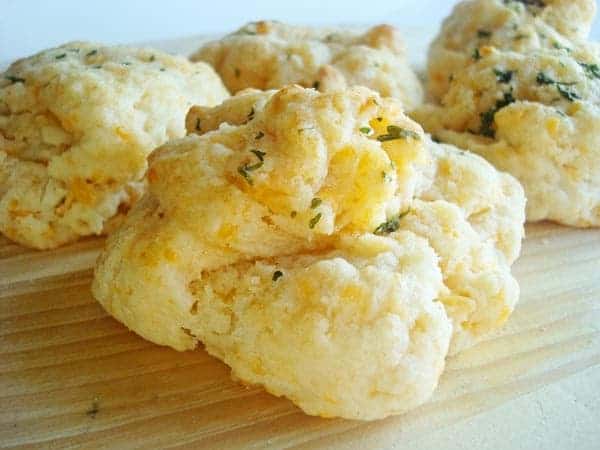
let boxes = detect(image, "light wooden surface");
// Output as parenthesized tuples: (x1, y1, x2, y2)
(1, 222, 599, 449)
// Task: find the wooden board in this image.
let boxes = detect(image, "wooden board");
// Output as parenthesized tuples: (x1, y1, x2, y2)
(1, 222, 599, 449)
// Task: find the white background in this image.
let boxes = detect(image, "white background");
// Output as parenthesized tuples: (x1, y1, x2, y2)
(2, 0, 598, 63)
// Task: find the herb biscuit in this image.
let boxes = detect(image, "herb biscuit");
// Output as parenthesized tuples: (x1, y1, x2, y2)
(414, 0, 600, 226)
(93, 86, 525, 419)
(191, 21, 423, 109)
(0, 41, 229, 249)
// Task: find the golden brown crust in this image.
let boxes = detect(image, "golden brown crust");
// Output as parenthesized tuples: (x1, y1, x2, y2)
(191, 21, 423, 109)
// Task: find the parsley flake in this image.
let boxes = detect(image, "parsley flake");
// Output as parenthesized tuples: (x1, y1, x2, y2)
(86, 49, 98, 57)
(310, 198, 322, 209)
(5, 75, 25, 84)
(557, 85, 581, 101)
(536, 72, 579, 101)
(309, 213, 322, 229)
(552, 42, 571, 52)
(377, 125, 420, 142)
(479, 90, 516, 137)
(374, 210, 410, 235)
(272, 270, 283, 281)
(472, 48, 481, 61)
(579, 62, 600, 79)
(494, 68, 514, 83)
(477, 29, 492, 38)
(359, 126, 372, 135)
(255, 131, 264, 140)
(237, 149, 265, 185)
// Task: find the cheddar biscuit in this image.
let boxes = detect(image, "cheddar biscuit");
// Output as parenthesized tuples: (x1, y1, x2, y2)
(93, 86, 525, 419)
(192, 21, 423, 109)
(0, 41, 229, 248)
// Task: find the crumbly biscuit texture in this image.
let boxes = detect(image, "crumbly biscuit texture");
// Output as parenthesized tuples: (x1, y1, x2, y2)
(427, 0, 597, 99)
(93, 86, 525, 419)
(415, 0, 600, 227)
(0, 41, 229, 248)
(192, 21, 423, 109)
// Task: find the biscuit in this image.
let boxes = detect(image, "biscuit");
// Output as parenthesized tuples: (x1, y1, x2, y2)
(414, 1, 600, 227)
(0, 41, 229, 249)
(191, 21, 423, 109)
(427, 0, 597, 99)
(93, 86, 524, 419)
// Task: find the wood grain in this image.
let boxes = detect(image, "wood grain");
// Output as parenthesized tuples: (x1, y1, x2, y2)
(1, 222, 599, 449)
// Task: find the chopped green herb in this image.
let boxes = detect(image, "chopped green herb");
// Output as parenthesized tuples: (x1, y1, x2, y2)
(93, 65, 103, 69)
(247, 107, 255, 121)
(472, 48, 481, 61)
(513, 33, 528, 40)
(377, 125, 420, 142)
(160, 68, 166, 71)
(272, 270, 283, 281)
(557, 84, 580, 101)
(309, 213, 322, 229)
(250, 149, 266, 162)
(494, 68, 514, 83)
(505, 0, 546, 7)
(310, 198, 322, 209)
(55, 53, 67, 60)
(195, 118, 201, 131)
(86, 49, 98, 57)
(255, 131, 264, 140)
(290, 211, 297, 218)
(374, 210, 410, 235)
(536, 72, 579, 101)
(552, 42, 571, 52)
(477, 29, 492, 38)
(122, 62, 132, 66)
(312, 81, 320, 90)
(237, 166, 253, 184)
(578, 62, 600, 79)
(237, 149, 265, 184)
(536, 72, 555, 85)
(359, 126, 372, 135)
(381, 171, 393, 182)
(149, 55, 155, 62)
(5, 75, 25, 84)
(479, 90, 516, 137)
